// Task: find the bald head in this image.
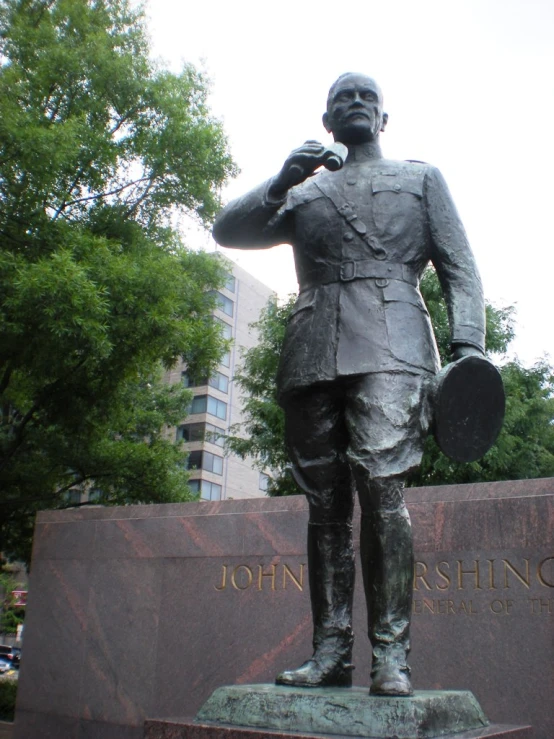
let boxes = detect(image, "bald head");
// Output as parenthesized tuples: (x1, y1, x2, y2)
(326, 73, 384, 111)
(323, 73, 388, 145)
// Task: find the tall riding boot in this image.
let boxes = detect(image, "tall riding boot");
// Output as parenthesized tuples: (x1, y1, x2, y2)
(276, 521, 355, 687)
(359, 478, 414, 696)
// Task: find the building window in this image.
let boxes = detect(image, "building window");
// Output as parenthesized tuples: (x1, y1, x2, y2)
(201, 480, 222, 501)
(259, 473, 270, 492)
(187, 450, 223, 475)
(182, 372, 207, 388)
(65, 489, 82, 506)
(213, 290, 234, 317)
(178, 423, 202, 442)
(187, 450, 203, 470)
(188, 478, 222, 501)
(207, 395, 227, 420)
(205, 423, 225, 447)
(220, 350, 231, 368)
(188, 479, 200, 493)
(182, 371, 228, 393)
(177, 422, 225, 447)
(208, 371, 229, 393)
(205, 451, 223, 474)
(189, 395, 207, 414)
(224, 273, 236, 293)
(189, 395, 227, 420)
(88, 488, 102, 503)
(215, 317, 232, 339)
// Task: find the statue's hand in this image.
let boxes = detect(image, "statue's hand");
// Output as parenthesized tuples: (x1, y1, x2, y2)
(267, 141, 329, 201)
(451, 344, 484, 362)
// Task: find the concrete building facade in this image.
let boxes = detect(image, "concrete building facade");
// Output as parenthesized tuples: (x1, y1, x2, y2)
(166, 258, 275, 501)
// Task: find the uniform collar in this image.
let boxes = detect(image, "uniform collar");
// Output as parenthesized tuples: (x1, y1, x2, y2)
(345, 142, 383, 163)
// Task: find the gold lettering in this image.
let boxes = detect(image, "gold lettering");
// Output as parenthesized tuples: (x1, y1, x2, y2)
(283, 564, 304, 591)
(413, 561, 432, 591)
(423, 598, 435, 614)
(490, 599, 505, 613)
(487, 559, 496, 590)
(527, 597, 551, 614)
(257, 564, 277, 591)
(457, 560, 481, 590)
(231, 565, 253, 590)
(502, 558, 530, 589)
(537, 556, 554, 588)
(435, 561, 451, 591)
(412, 598, 480, 615)
(215, 564, 228, 591)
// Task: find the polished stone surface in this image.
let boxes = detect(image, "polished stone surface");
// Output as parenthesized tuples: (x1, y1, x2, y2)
(144, 719, 533, 739)
(195, 685, 488, 738)
(14, 479, 552, 739)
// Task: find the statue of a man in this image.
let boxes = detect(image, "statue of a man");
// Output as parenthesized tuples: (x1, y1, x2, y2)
(213, 73, 485, 696)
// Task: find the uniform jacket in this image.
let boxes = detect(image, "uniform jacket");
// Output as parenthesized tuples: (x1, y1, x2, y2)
(213, 152, 485, 401)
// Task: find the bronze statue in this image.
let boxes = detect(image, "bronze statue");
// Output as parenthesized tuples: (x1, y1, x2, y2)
(213, 74, 486, 696)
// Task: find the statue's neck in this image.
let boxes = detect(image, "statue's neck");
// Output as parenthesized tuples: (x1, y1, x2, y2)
(344, 141, 383, 163)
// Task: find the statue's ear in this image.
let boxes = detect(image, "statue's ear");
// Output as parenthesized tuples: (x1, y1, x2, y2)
(322, 112, 332, 133)
(381, 112, 389, 133)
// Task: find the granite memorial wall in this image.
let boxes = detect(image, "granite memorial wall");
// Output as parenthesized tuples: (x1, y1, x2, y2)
(13, 478, 553, 739)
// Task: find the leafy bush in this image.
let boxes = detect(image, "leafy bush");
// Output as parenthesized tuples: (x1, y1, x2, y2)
(0, 678, 17, 721)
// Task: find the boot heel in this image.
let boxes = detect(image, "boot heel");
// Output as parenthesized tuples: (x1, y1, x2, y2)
(332, 669, 353, 688)
(276, 658, 354, 688)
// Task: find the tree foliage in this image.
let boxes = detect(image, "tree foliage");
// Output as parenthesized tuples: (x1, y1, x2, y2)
(0, 569, 24, 634)
(0, 0, 237, 563)
(227, 296, 298, 496)
(410, 272, 554, 485)
(227, 269, 554, 494)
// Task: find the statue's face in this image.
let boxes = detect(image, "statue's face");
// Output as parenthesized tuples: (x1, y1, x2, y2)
(323, 74, 387, 144)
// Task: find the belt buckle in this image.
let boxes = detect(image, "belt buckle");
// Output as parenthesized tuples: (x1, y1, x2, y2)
(340, 261, 356, 281)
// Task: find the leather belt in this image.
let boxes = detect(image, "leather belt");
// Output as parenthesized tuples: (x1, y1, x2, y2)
(302, 260, 418, 289)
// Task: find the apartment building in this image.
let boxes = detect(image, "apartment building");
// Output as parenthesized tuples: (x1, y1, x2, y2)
(166, 258, 275, 501)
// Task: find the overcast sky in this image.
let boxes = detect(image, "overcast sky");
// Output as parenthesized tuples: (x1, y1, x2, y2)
(146, 0, 553, 365)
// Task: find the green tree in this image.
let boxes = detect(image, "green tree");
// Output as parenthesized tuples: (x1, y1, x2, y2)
(0, 0, 237, 563)
(227, 269, 554, 493)
(0, 570, 24, 634)
(410, 272, 554, 485)
(226, 296, 298, 496)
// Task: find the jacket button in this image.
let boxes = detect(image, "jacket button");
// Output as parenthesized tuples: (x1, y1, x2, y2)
(343, 232, 354, 242)
(393, 183, 401, 192)
(375, 278, 389, 288)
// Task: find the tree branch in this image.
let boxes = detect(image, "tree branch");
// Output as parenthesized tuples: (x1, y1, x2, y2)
(0, 472, 116, 513)
(0, 403, 39, 473)
(0, 356, 89, 472)
(49, 109, 139, 220)
(55, 176, 152, 213)
(0, 364, 12, 396)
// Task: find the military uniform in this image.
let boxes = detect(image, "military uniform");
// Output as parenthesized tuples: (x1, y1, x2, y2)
(214, 152, 484, 436)
(213, 147, 485, 692)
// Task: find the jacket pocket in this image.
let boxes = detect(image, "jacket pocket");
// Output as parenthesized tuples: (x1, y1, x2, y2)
(372, 176, 423, 197)
(382, 281, 429, 313)
(382, 283, 439, 372)
(289, 288, 316, 320)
